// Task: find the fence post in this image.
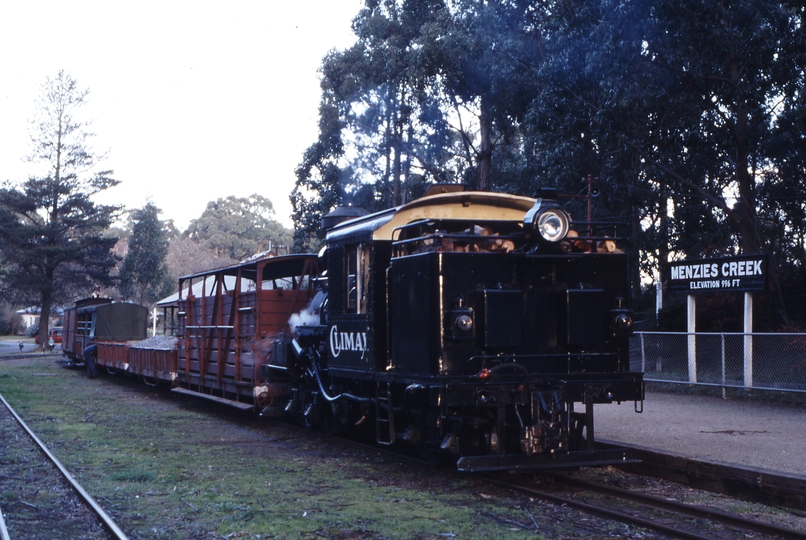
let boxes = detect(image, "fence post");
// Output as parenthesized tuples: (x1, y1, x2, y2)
(744, 292, 753, 388)
(640, 332, 646, 373)
(721, 333, 726, 399)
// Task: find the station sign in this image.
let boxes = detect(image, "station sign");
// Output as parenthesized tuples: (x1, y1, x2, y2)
(667, 254, 768, 293)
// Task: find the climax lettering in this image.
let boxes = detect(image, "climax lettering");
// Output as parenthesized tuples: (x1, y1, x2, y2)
(329, 325, 368, 359)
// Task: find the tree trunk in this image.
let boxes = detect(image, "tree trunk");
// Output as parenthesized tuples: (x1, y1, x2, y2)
(38, 291, 52, 352)
(728, 55, 760, 255)
(477, 112, 493, 191)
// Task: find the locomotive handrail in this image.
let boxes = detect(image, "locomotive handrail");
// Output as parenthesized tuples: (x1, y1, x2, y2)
(391, 219, 527, 256)
(393, 233, 524, 256)
(567, 220, 631, 242)
(390, 217, 630, 257)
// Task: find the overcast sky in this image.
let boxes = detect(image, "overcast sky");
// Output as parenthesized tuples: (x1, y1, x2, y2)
(0, 0, 363, 229)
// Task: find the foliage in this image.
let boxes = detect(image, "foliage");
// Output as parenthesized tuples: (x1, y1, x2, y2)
(290, 94, 347, 251)
(295, 0, 806, 328)
(165, 236, 237, 281)
(526, 0, 806, 326)
(292, 0, 463, 250)
(184, 194, 292, 261)
(118, 202, 175, 305)
(0, 303, 24, 336)
(0, 71, 120, 347)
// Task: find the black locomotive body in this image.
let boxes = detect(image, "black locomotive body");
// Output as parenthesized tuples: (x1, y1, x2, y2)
(65, 189, 642, 472)
(287, 190, 644, 471)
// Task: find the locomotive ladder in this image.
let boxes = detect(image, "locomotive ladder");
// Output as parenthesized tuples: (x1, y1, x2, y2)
(375, 382, 396, 445)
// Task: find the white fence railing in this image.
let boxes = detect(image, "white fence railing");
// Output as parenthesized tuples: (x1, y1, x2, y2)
(630, 332, 806, 393)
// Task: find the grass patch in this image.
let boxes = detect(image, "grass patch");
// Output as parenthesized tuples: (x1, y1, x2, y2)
(0, 357, 544, 539)
(109, 469, 157, 483)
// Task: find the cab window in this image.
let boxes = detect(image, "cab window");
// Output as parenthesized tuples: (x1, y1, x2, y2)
(345, 243, 370, 314)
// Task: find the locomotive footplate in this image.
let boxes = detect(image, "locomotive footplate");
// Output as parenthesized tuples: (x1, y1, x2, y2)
(455, 447, 638, 472)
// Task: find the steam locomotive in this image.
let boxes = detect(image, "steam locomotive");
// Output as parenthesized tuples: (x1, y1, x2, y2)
(64, 187, 643, 471)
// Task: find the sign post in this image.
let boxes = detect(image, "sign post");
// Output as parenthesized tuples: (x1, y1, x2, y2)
(667, 255, 768, 388)
(687, 294, 696, 383)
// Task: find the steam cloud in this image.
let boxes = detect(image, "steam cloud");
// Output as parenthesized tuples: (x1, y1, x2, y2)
(288, 306, 320, 332)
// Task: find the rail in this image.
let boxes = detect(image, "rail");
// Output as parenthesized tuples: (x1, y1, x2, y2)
(631, 331, 806, 394)
(0, 393, 129, 539)
(0, 508, 8, 540)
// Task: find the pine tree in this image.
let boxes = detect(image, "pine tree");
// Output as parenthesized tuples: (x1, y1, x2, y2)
(118, 203, 175, 305)
(0, 71, 120, 348)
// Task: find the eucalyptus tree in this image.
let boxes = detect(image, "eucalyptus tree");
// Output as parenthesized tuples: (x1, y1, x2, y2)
(420, 0, 548, 192)
(185, 194, 291, 261)
(0, 71, 120, 347)
(533, 0, 806, 254)
(526, 0, 806, 324)
(293, 0, 474, 251)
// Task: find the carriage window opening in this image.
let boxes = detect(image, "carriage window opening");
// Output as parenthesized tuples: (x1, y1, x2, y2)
(262, 277, 298, 290)
(78, 312, 90, 336)
(77, 311, 97, 337)
(298, 275, 311, 290)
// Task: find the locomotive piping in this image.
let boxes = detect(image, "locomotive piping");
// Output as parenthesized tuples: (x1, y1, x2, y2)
(305, 344, 416, 413)
(474, 362, 530, 388)
(306, 346, 373, 404)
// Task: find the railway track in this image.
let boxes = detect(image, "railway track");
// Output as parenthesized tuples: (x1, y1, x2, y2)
(482, 472, 806, 539)
(323, 429, 805, 538)
(609, 442, 806, 512)
(558, 474, 806, 538)
(0, 392, 128, 540)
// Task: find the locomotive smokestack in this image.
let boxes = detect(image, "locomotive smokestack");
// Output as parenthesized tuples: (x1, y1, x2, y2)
(321, 206, 368, 231)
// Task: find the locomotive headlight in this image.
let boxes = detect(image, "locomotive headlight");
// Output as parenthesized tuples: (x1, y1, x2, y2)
(615, 312, 633, 330)
(536, 208, 570, 243)
(455, 314, 473, 332)
(450, 304, 474, 340)
(524, 195, 571, 244)
(610, 297, 634, 337)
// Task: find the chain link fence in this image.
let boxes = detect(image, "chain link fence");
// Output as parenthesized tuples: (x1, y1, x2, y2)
(630, 332, 806, 393)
